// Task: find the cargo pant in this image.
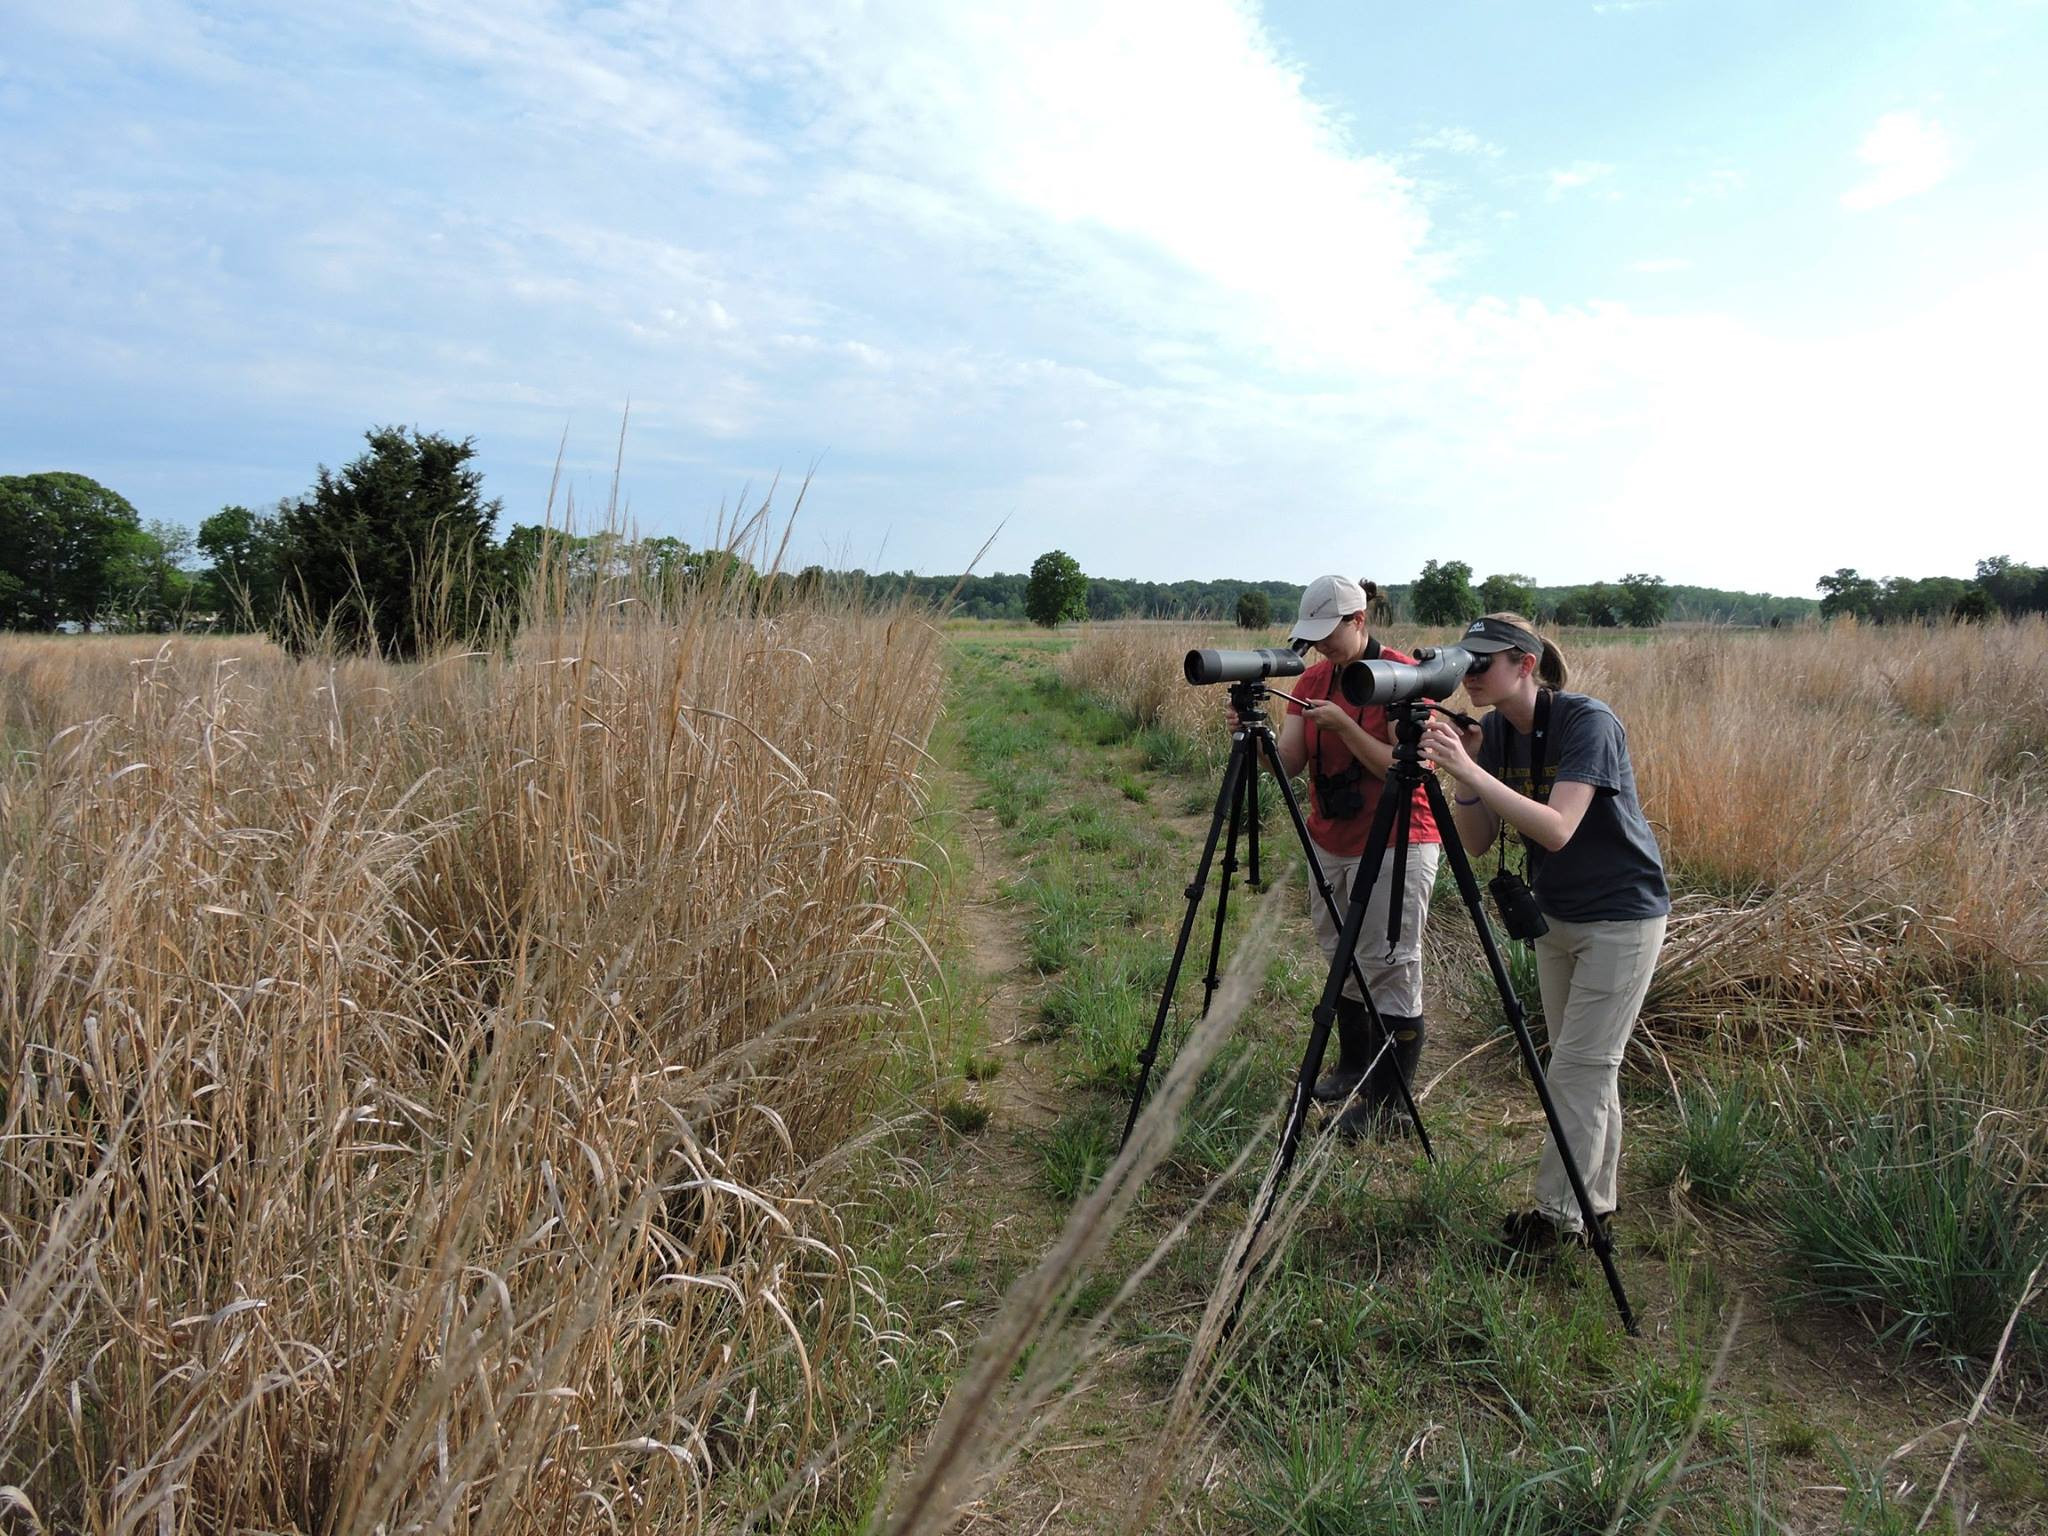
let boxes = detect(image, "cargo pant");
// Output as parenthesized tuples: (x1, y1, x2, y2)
(1530, 913, 1668, 1233)
(1307, 842, 1441, 1016)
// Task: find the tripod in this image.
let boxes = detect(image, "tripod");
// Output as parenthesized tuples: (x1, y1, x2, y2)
(1254, 696, 1639, 1333)
(1119, 681, 1434, 1159)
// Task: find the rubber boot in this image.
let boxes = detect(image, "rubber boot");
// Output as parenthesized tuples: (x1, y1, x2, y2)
(1338, 1014, 1424, 1139)
(1380, 1015, 1427, 1136)
(1311, 996, 1370, 1103)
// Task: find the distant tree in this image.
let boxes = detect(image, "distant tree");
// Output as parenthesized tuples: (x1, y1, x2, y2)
(1951, 585, 1998, 622)
(1618, 572, 1671, 628)
(0, 472, 145, 629)
(198, 503, 287, 629)
(1554, 583, 1621, 627)
(1235, 588, 1270, 630)
(1411, 559, 1479, 625)
(1478, 571, 1537, 616)
(1973, 555, 2047, 616)
(1025, 549, 1088, 628)
(1817, 567, 1881, 620)
(110, 519, 201, 631)
(274, 427, 503, 658)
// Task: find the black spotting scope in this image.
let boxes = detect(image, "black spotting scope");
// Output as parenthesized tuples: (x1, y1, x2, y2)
(1339, 645, 1475, 707)
(1184, 647, 1308, 686)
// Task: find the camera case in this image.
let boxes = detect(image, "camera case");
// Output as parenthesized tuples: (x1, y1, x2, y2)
(1487, 869, 1549, 941)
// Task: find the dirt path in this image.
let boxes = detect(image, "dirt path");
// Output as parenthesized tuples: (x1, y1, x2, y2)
(927, 771, 1145, 1534)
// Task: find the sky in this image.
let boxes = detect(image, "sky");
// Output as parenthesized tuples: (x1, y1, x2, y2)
(3, 0, 2045, 595)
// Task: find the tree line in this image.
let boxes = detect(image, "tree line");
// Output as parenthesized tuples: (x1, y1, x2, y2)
(1816, 558, 2048, 622)
(1, 428, 773, 658)
(840, 560, 1815, 627)
(10, 432, 2033, 650)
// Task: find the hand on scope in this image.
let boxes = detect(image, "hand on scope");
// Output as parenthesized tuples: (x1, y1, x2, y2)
(1420, 715, 1480, 783)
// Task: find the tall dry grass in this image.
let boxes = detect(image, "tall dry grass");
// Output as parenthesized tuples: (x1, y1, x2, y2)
(1058, 618, 2048, 1024)
(0, 563, 944, 1531)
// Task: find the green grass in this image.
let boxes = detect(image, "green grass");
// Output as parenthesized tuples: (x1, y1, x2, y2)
(1035, 1106, 1121, 1204)
(1773, 1051, 2048, 1362)
(1648, 1079, 1774, 1208)
(929, 634, 2048, 1535)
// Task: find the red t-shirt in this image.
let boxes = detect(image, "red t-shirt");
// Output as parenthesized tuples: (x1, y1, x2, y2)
(1286, 652, 1441, 857)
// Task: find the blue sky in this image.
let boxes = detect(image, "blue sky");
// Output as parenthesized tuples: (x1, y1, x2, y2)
(3, 1, 2044, 594)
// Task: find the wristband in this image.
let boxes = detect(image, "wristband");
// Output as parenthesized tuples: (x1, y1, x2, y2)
(1453, 793, 1482, 807)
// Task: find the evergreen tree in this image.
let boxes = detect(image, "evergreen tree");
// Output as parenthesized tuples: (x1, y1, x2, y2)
(275, 427, 503, 658)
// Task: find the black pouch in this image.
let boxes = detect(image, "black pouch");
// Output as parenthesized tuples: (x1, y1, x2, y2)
(1488, 869, 1549, 941)
(1313, 759, 1367, 820)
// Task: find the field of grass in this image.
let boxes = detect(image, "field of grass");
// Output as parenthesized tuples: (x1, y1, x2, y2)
(0, 574, 954, 1532)
(4, 602, 2043, 1534)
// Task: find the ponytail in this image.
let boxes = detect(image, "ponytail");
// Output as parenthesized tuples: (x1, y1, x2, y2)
(1485, 611, 1568, 689)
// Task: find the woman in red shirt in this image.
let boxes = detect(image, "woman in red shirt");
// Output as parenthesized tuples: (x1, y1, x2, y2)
(1234, 574, 1443, 1134)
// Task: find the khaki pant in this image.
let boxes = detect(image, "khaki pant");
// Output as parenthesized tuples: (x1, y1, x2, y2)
(1530, 913, 1668, 1232)
(1307, 842, 1440, 1016)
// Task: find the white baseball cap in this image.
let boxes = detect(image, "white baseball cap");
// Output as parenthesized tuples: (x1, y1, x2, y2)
(1289, 574, 1368, 644)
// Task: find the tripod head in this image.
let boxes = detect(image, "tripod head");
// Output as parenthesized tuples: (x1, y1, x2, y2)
(1226, 678, 1293, 728)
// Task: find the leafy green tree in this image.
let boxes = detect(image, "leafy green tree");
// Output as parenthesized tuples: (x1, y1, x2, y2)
(1973, 555, 2047, 616)
(1477, 571, 1536, 616)
(275, 427, 503, 658)
(1025, 549, 1088, 627)
(1952, 585, 1998, 622)
(109, 520, 201, 631)
(1554, 583, 1621, 627)
(1618, 572, 1671, 628)
(0, 472, 145, 628)
(1410, 559, 1479, 625)
(198, 503, 287, 629)
(1817, 567, 1881, 620)
(1235, 588, 1270, 629)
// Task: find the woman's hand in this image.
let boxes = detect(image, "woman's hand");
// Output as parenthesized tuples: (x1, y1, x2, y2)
(1294, 695, 1336, 727)
(1420, 715, 1481, 784)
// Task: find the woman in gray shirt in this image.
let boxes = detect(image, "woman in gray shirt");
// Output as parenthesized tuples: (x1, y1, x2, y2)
(1420, 613, 1669, 1257)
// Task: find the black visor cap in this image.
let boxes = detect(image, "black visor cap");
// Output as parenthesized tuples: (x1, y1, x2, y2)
(1458, 616, 1542, 655)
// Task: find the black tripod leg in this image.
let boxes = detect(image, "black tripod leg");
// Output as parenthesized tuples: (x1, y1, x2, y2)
(1244, 760, 1263, 890)
(1198, 756, 1248, 1013)
(1418, 772, 1638, 1335)
(1120, 731, 1252, 1150)
(1257, 776, 1405, 1219)
(1253, 732, 1434, 1159)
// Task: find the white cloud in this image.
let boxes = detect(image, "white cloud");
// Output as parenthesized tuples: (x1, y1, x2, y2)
(5, 0, 2042, 590)
(1841, 110, 1957, 211)
(1547, 160, 1617, 197)
(1413, 126, 1504, 159)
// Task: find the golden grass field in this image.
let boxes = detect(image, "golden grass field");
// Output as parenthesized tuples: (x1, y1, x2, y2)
(4, 597, 2045, 1533)
(0, 585, 943, 1532)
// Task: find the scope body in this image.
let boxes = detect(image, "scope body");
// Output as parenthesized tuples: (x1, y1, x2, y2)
(1339, 644, 1475, 707)
(1184, 647, 1307, 685)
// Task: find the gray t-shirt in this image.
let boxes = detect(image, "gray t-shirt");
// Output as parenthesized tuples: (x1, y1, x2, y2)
(1478, 691, 1670, 923)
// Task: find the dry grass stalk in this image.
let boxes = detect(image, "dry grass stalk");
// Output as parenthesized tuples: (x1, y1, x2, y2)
(0, 542, 945, 1531)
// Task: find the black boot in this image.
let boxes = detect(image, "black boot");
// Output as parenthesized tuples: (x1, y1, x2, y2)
(1312, 996, 1370, 1103)
(1338, 1014, 1425, 1138)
